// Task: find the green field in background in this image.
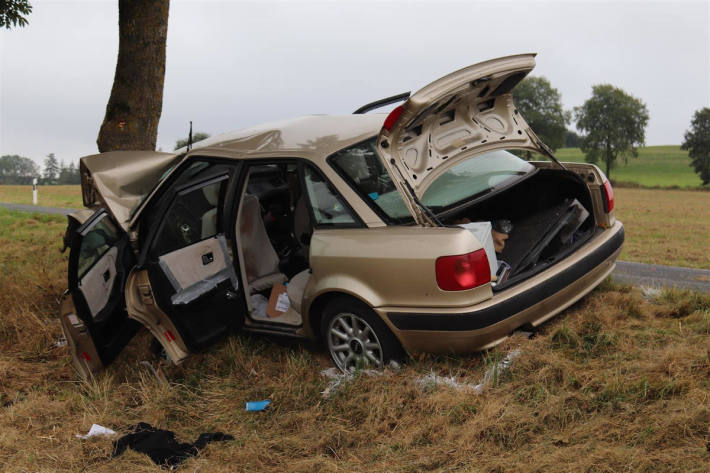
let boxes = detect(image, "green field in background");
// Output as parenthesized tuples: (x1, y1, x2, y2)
(555, 145, 703, 188)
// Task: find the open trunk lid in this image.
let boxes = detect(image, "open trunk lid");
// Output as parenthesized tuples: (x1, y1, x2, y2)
(376, 53, 554, 224)
(80, 151, 182, 231)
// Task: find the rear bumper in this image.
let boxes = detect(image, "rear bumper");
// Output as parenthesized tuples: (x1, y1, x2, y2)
(378, 222, 624, 353)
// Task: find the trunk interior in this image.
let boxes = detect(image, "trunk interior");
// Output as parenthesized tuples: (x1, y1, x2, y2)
(439, 168, 598, 291)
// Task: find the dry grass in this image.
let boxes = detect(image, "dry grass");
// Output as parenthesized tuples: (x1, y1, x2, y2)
(1, 207, 709, 472)
(614, 188, 710, 269)
(0, 185, 83, 209)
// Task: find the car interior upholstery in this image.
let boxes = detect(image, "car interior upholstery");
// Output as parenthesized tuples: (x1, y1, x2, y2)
(236, 164, 314, 326)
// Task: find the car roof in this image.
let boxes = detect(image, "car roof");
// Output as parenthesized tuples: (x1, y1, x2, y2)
(184, 114, 384, 164)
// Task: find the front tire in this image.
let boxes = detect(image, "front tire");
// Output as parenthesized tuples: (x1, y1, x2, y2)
(321, 297, 403, 372)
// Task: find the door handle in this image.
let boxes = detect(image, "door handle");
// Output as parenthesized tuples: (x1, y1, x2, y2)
(103, 269, 111, 282)
(201, 252, 214, 265)
(225, 290, 238, 300)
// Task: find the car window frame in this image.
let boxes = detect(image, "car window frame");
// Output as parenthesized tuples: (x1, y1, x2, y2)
(235, 157, 366, 231)
(136, 157, 243, 266)
(147, 173, 231, 258)
(68, 209, 122, 289)
(326, 136, 416, 226)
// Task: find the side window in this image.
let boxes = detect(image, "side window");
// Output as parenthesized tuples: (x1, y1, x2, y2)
(78, 215, 121, 278)
(151, 177, 228, 256)
(303, 166, 357, 226)
(329, 138, 412, 223)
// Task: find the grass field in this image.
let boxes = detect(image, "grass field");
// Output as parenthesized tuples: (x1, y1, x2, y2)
(1, 184, 708, 269)
(0, 206, 709, 472)
(614, 188, 710, 269)
(0, 185, 83, 208)
(556, 145, 704, 188)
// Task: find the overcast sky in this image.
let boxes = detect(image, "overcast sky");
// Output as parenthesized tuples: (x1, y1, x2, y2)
(1, 0, 708, 167)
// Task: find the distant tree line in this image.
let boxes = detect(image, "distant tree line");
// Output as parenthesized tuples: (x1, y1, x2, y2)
(0, 153, 80, 185)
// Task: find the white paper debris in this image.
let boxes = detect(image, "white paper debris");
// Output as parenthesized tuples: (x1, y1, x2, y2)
(275, 292, 290, 312)
(76, 424, 116, 439)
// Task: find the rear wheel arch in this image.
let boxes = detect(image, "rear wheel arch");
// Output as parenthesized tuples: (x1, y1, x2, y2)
(308, 291, 368, 342)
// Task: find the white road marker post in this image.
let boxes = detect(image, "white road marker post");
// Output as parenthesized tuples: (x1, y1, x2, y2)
(32, 178, 38, 205)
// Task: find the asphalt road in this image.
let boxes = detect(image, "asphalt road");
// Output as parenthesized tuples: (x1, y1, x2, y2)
(0, 202, 76, 215)
(613, 260, 710, 293)
(2, 202, 709, 293)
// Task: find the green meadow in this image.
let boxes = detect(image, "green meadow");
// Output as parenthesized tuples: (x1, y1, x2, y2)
(555, 145, 704, 188)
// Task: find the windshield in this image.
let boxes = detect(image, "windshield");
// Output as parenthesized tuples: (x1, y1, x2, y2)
(329, 138, 534, 222)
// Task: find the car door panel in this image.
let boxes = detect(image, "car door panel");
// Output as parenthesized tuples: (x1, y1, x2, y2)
(61, 209, 139, 379)
(140, 161, 246, 352)
(80, 245, 118, 316)
(158, 235, 237, 305)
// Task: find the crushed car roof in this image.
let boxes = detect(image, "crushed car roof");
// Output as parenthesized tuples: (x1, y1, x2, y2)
(185, 114, 385, 162)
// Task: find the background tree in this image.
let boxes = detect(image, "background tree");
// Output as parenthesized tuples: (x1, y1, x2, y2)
(0, 154, 39, 184)
(43, 152, 59, 183)
(565, 130, 582, 148)
(513, 76, 570, 154)
(174, 132, 210, 150)
(57, 161, 81, 185)
(97, 0, 170, 152)
(574, 84, 649, 178)
(681, 107, 710, 185)
(0, 0, 32, 28)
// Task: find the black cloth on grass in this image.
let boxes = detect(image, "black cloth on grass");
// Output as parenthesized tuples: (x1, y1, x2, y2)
(112, 422, 233, 468)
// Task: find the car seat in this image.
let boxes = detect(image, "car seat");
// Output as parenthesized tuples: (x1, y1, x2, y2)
(239, 194, 287, 292)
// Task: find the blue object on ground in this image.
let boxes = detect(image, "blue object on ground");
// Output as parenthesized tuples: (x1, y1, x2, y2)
(368, 192, 379, 200)
(245, 400, 271, 411)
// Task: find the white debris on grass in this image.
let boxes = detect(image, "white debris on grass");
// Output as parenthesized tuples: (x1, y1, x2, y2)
(320, 367, 381, 398)
(640, 285, 663, 302)
(320, 361, 401, 398)
(415, 349, 522, 394)
(76, 424, 117, 439)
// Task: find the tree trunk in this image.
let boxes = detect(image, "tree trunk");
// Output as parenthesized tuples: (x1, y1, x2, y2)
(97, 0, 170, 152)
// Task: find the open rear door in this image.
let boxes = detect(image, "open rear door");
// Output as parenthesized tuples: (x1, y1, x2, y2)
(59, 209, 139, 379)
(131, 161, 246, 355)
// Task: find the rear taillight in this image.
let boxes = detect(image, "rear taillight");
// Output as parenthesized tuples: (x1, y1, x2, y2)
(382, 105, 404, 132)
(602, 179, 614, 213)
(435, 249, 491, 291)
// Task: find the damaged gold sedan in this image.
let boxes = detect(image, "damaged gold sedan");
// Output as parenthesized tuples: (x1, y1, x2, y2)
(60, 54, 624, 377)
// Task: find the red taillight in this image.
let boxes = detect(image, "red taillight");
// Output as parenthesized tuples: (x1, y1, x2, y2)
(602, 179, 614, 213)
(382, 105, 404, 132)
(435, 249, 491, 291)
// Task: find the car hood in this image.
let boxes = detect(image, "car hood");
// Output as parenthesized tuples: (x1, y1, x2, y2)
(80, 150, 182, 231)
(376, 53, 551, 222)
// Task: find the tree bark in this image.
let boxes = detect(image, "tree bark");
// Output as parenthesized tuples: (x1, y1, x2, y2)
(97, 0, 170, 152)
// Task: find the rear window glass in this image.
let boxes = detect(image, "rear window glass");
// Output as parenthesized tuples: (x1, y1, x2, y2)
(331, 138, 534, 219)
(421, 150, 534, 210)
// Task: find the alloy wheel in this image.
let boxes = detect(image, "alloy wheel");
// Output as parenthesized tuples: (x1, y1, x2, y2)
(326, 312, 384, 372)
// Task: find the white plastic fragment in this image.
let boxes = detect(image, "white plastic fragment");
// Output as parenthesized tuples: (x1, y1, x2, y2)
(415, 349, 521, 394)
(76, 424, 117, 439)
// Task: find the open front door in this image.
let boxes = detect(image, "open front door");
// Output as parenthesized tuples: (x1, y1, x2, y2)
(60, 209, 139, 378)
(138, 161, 245, 353)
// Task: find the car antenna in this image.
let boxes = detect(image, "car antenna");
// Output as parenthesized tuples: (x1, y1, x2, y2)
(187, 121, 193, 151)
